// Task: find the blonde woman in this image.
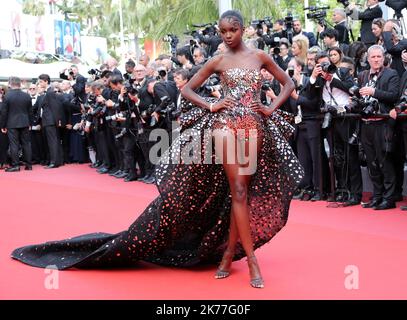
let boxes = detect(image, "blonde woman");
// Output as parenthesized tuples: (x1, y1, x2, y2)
(291, 34, 309, 68)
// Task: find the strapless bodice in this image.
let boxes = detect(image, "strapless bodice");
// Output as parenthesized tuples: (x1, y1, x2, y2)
(219, 68, 262, 107)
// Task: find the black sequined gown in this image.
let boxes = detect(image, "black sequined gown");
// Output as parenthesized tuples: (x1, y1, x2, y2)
(11, 68, 303, 270)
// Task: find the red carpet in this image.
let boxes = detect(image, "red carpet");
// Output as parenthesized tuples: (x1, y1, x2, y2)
(1, 164, 407, 300)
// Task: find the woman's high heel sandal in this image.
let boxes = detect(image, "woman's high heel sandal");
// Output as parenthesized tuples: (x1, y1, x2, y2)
(215, 249, 235, 279)
(247, 255, 264, 289)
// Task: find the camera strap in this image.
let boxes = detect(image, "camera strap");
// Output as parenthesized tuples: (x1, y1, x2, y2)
(324, 83, 339, 107)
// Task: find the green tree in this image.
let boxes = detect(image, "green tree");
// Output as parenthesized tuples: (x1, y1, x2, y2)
(22, 0, 46, 16)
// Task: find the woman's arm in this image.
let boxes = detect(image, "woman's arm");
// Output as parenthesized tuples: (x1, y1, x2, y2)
(259, 51, 295, 114)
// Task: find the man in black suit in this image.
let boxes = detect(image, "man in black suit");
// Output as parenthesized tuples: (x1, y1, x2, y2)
(286, 58, 323, 201)
(60, 64, 87, 103)
(0, 77, 33, 172)
(137, 75, 156, 184)
(389, 63, 407, 210)
(36, 74, 65, 168)
(322, 28, 350, 57)
(333, 8, 350, 45)
(307, 52, 362, 204)
(347, 0, 383, 47)
(358, 45, 400, 210)
(382, 20, 407, 78)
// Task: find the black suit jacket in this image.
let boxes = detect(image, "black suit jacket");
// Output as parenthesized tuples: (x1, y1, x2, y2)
(0, 89, 33, 129)
(383, 32, 407, 78)
(72, 74, 87, 103)
(289, 76, 321, 138)
(335, 21, 350, 45)
(152, 80, 178, 110)
(294, 31, 317, 47)
(358, 68, 400, 113)
(35, 88, 65, 127)
(138, 79, 155, 113)
(358, 5, 383, 46)
(400, 70, 407, 97)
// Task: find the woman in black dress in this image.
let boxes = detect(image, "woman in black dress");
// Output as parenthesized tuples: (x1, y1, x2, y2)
(12, 10, 303, 289)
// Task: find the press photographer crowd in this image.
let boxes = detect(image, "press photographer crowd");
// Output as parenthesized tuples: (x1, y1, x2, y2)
(0, 0, 407, 209)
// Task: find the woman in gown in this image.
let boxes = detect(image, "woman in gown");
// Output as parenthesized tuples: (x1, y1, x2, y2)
(11, 10, 303, 289)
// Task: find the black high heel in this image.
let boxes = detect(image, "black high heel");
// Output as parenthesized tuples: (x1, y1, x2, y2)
(215, 249, 235, 279)
(247, 255, 264, 289)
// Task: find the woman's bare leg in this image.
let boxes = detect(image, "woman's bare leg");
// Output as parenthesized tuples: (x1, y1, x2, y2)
(214, 130, 264, 287)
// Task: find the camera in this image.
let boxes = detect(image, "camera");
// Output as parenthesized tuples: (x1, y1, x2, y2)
(156, 69, 167, 81)
(305, 6, 329, 27)
(140, 105, 159, 128)
(337, 0, 350, 7)
(124, 79, 139, 96)
(251, 17, 273, 37)
(284, 12, 294, 39)
(88, 68, 102, 80)
(360, 98, 379, 117)
(163, 34, 179, 55)
(159, 96, 181, 119)
(320, 105, 339, 129)
(203, 75, 221, 95)
(288, 67, 295, 78)
(84, 94, 96, 107)
(349, 85, 361, 98)
(385, 0, 405, 18)
(261, 80, 273, 91)
(272, 47, 281, 56)
(90, 103, 107, 117)
(395, 95, 407, 113)
(320, 62, 337, 74)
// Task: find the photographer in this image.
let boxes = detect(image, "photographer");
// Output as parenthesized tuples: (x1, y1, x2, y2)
(88, 81, 111, 174)
(260, 68, 281, 107)
(192, 47, 207, 67)
(276, 41, 292, 71)
(346, 0, 383, 47)
(176, 47, 195, 70)
(103, 75, 127, 178)
(115, 78, 143, 182)
(135, 74, 157, 184)
(146, 78, 178, 129)
(382, 20, 407, 78)
(106, 57, 123, 78)
(322, 28, 350, 57)
(123, 59, 136, 81)
(357, 45, 400, 210)
(286, 58, 322, 201)
(389, 64, 407, 209)
(174, 68, 194, 116)
(273, 19, 287, 41)
(60, 64, 87, 104)
(192, 24, 222, 58)
(333, 8, 350, 45)
(305, 46, 322, 76)
(311, 52, 362, 205)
